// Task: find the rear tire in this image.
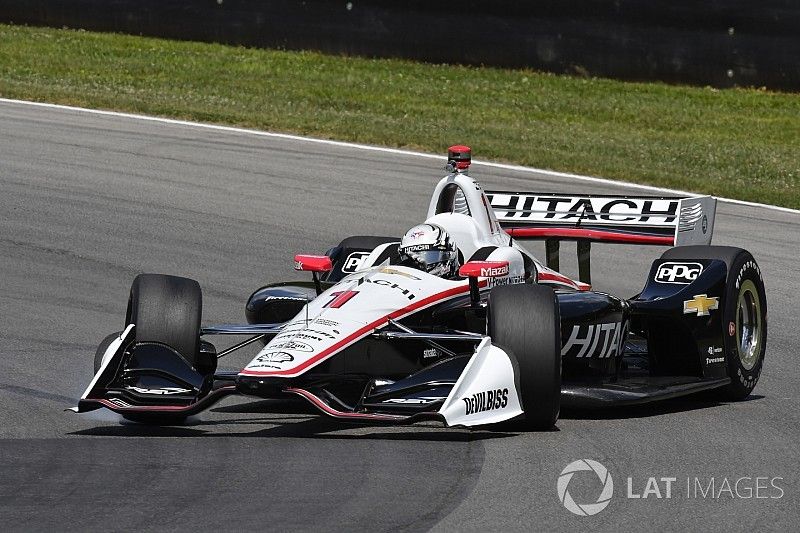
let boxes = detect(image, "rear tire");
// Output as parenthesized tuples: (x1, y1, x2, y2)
(488, 284, 561, 430)
(661, 246, 767, 400)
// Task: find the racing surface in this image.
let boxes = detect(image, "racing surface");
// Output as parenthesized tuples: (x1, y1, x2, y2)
(1, 100, 797, 531)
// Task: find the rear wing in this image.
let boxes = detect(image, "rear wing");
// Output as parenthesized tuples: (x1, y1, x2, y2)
(486, 192, 716, 246)
(485, 192, 716, 284)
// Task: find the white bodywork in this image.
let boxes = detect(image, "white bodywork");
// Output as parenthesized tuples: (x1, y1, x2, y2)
(240, 265, 478, 378)
(239, 171, 585, 426)
(438, 338, 523, 426)
(78, 324, 135, 402)
(240, 172, 545, 380)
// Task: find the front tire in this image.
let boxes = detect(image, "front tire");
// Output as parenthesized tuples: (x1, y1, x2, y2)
(488, 284, 561, 430)
(122, 274, 206, 425)
(661, 246, 767, 400)
(127, 273, 207, 373)
(93, 331, 122, 373)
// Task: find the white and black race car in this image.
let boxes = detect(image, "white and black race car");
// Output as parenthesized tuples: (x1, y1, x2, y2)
(74, 146, 767, 430)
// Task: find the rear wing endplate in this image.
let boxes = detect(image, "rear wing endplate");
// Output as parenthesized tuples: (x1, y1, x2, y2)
(485, 192, 716, 284)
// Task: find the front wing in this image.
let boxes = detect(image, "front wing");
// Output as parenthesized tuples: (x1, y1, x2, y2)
(73, 332, 524, 428)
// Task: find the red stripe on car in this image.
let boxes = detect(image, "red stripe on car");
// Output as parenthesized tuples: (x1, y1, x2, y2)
(239, 281, 486, 377)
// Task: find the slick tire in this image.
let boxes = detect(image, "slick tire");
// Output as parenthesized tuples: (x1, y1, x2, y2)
(93, 331, 122, 374)
(661, 246, 767, 400)
(126, 273, 209, 373)
(488, 284, 561, 430)
(123, 274, 207, 425)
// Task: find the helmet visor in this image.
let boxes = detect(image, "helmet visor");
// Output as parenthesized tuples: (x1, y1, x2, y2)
(403, 249, 456, 273)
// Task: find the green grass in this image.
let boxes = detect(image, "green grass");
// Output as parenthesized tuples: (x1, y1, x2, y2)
(1, 24, 798, 208)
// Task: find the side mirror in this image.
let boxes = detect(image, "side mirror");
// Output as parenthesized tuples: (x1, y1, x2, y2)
(294, 254, 333, 273)
(458, 260, 509, 278)
(294, 255, 332, 295)
(458, 260, 510, 307)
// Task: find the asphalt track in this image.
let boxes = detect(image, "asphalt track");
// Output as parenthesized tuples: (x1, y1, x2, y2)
(0, 100, 797, 531)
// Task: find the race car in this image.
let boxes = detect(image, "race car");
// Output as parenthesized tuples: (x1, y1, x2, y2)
(74, 145, 767, 430)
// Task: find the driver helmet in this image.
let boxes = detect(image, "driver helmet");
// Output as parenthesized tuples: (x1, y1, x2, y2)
(398, 223, 459, 278)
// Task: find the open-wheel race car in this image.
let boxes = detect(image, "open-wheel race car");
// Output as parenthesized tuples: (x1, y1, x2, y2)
(74, 146, 767, 430)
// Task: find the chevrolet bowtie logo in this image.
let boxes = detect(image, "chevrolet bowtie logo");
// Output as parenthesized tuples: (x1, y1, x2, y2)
(683, 294, 719, 316)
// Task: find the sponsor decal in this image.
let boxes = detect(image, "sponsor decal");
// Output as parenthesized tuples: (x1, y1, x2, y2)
(729, 321, 736, 336)
(706, 357, 726, 364)
(481, 264, 509, 277)
(735, 259, 762, 290)
(489, 194, 679, 225)
(364, 278, 416, 300)
(307, 328, 338, 339)
(251, 351, 295, 369)
(264, 295, 307, 303)
(462, 388, 508, 415)
(489, 275, 525, 288)
(127, 386, 192, 395)
(558, 459, 614, 517)
(702, 214, 708, 234)
(378, 267, 422, 280)
(342, 252, 370, 273)
(707, 346, 723, 356)
(655, 262, 704, 284)
(311, 317, 340, 328)
(403, 244, 433, 252)
(561, 322, 625, 358)
(382, 397, 446, 405)
(293, 260, 303, 270)
(257, 351, 294, 363)
(269, 340, 314, 352)
(422, 348, 441, 359)
(276, 330, 321, 341)
(274, 324, 340, 343)
(683, 294, 719, 316)
(409, 230, 426, 239)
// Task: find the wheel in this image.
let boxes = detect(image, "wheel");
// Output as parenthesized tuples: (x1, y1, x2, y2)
(93, 331, 122, 373)
(661, 246, 767, 400)
(126, 273, 208, 373)
(488, 284, 561, 430)
(123, 274, 206, 425)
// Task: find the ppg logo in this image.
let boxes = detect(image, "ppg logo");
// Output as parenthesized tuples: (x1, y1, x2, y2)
(655, 262, 703, 284)
(342, 252, 370, 273)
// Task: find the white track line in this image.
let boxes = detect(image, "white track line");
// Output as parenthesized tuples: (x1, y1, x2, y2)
(2, 97, 798, 215)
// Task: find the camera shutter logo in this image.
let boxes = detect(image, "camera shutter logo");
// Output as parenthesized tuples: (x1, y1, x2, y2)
(557, 459, 614, 516)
